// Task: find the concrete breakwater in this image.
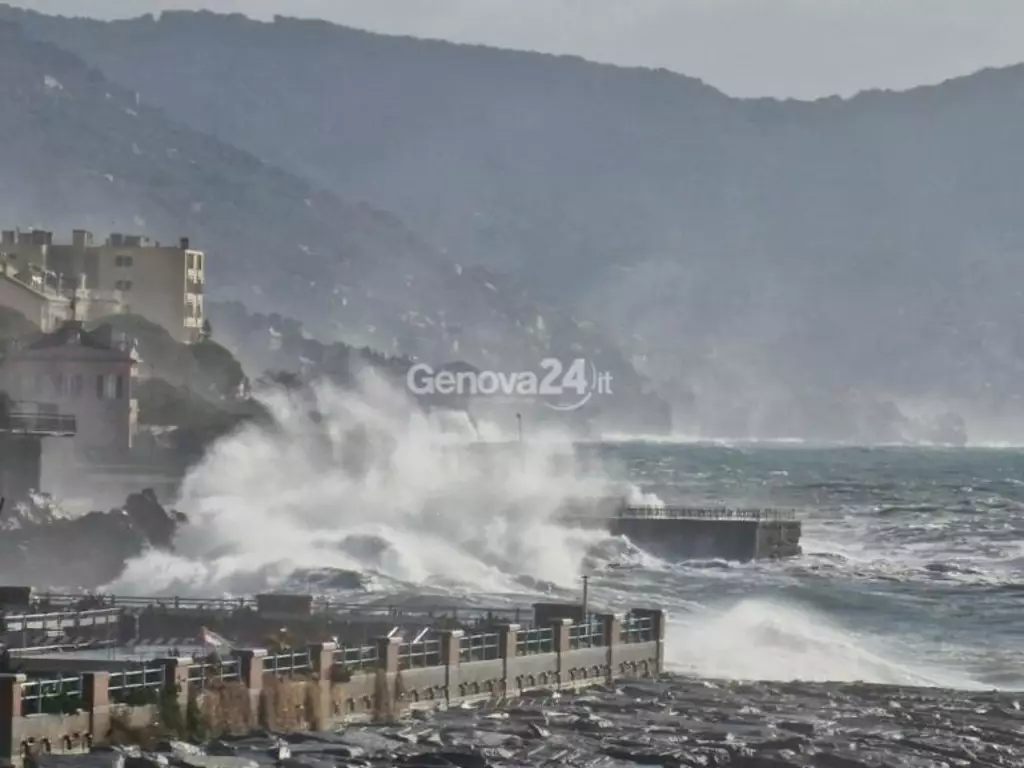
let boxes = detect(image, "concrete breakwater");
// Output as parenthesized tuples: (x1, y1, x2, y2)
(0, 600, 663, 766)
(560, 503, 803, 561)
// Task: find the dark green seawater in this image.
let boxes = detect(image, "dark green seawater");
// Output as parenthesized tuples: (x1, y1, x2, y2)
(583, 441, 1024, 690)
(123, 417, 1024, 692)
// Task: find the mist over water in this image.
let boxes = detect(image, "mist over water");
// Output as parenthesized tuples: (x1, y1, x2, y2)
(111, 375, 618, 597)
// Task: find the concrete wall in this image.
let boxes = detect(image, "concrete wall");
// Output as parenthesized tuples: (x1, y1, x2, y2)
(612, 517, 762, 561)
(755, 520, 802, 559)
(0, 434, 42, 503)
(0, 605, 664, 767)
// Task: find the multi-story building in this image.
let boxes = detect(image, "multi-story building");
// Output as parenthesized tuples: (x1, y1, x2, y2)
(0, 320, 136, 455)
(0, 228, 206, 343)
(0, 260, 123, 332)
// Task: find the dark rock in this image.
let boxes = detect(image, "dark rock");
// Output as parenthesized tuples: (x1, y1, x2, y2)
(0, 490, 186, 589)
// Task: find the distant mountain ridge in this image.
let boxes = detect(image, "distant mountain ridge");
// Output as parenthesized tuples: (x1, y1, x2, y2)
(0, 16, 666, 435)
(4, 6, 1024, 440)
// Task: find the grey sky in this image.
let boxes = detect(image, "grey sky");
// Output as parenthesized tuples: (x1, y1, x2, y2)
(20, 0, 1024, 99)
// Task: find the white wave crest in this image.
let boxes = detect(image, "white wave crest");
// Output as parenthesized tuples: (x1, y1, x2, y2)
(109, 373, 634, 596)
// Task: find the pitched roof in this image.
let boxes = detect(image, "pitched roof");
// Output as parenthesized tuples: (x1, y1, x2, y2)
(14, 321, 132, 361)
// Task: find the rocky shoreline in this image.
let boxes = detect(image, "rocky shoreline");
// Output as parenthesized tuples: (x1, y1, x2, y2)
(31, 675, 1024, 768)
(0, 489, 185, 589)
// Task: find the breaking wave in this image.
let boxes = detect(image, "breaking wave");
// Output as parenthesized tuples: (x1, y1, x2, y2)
(664, 597, 986, 689)
(109, 373, 626, 596)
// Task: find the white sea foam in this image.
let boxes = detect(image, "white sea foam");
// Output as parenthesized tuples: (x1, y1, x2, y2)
(664, 597, 986, 689)
(109, 372, 635, 596)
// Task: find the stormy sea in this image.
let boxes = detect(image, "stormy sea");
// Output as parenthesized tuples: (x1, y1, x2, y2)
(24, 381, 1024, 764)
(105, 383, 1024, 693)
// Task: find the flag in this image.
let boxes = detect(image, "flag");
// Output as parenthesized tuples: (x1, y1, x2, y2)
(200, 626, 230, 649)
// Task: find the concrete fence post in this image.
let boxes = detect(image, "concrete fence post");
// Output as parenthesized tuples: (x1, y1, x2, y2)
(598, 613, 622, 683)
(373, 637, 401, 721)
(630, 609, 665, 672)
(308, 642, 336, 730)
(232, 648, 267, 690)
(440, 630, 463, 707)
(82, 671, 111, 744)
(231, 648, 266, 713)
(551, 618, 572, 689)
(157, 656, 192, 708)
(0, 673, 25, 765)
(495, 624, 519, 697)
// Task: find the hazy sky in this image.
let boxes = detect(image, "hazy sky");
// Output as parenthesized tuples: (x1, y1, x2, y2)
(20, 1, 1024, 99)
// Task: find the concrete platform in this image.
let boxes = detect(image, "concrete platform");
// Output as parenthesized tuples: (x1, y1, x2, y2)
(563, 504, 802, 562)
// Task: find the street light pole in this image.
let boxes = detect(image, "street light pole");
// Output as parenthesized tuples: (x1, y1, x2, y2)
(516, 413, 524, 470)
(581, 574, 589, 624)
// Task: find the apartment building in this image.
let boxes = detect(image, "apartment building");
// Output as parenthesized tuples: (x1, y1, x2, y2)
(0, 228, 206, 342)
(0, 260, 124, 332)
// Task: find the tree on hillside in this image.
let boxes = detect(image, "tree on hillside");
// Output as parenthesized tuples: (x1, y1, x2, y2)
(88, 313, 181, 376)
(190, 339, 244, 399)
(134, 377, 271, 466)
(90, 313, 248, 399)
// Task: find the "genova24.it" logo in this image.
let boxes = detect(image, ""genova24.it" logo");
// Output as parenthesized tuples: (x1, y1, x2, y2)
(407, 358, 613, 411)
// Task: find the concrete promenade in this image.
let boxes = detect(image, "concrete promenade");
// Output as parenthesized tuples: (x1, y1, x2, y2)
(0, 599, 664, 766)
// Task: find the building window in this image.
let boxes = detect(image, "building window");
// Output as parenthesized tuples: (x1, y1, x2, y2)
(115, 374, 125, 400)
(96, 374, 104, 399)
(115, 255, 134, 267)
(116, 280, 134, 290)
(53, 374, 65, 397)
(71, 374, 83, 398)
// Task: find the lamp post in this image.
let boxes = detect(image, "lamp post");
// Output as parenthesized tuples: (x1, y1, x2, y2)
(581, 574, 589, 625)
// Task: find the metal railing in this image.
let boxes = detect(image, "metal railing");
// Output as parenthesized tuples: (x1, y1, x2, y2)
(263, 648, 311, 676)
(109, 665, 166, 695)
(398, 639, 441, 669)
(5, 412, 76, 435)
(459, 632, 500, 662)
(2, 607, 121, 633)
(32, 593, 525, 623)
(569, 620, 605, 650)
(619, 506, 797, 522)
(21, 675, 84, 715)
(332, 645, 378, 671)
(620, 615, 654, 644)
(186, 659, 241, 689)
(515, 627, 554, 656)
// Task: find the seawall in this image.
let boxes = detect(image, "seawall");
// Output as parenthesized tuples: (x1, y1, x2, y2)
(0, 600, 664, 766)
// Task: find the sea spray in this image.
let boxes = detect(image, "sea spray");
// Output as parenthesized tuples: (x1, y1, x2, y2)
(109, 372, 632, 596)
(664, 596, 985, 688)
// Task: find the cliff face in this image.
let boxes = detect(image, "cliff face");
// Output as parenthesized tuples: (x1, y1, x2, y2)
(0, 18, 666, 435)
(7, 8, 1024, 439)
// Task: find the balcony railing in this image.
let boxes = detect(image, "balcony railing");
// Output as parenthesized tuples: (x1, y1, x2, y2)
(619, 506, 797, 522)
(0, 402, 76, 436)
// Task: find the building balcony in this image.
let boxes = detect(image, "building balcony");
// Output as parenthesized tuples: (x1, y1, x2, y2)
(0, 400, 76, 437)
